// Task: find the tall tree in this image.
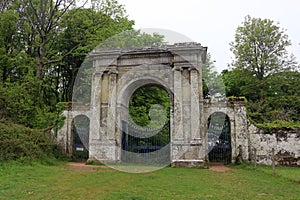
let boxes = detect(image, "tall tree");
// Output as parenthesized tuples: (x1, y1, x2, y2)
(20, 0, 77, 79)
(225, 15, 300, 127)
(202, 53, 225, 98)
(0, 0, 136, 128)
(230, 15, 296, 80)
(44, 6, 134, 104)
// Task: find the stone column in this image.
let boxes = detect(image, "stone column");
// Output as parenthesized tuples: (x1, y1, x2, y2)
(182, 69, 191, 142)
(197, 61, 206, 161)
(90, 71, 102, 141)
(173, 65, 183, 141)
(190, 69, 200, 140)
(100, 73, 109, 139)
(107, 67, 118, 141)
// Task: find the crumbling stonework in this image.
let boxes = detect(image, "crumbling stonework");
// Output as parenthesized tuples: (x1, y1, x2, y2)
(57, 43, 299, 167)
(249, 125, 300, 166)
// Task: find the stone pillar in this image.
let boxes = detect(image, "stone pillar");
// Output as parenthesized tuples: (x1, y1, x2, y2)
(88, 71, 102, 161)
(90, 72, 102, 141)
(182, 69, 191, 142)
(190, 69, 200, 141)
(198, 61, 206, 161)
(57, 110, 73, 156)
(173, 65, 183, 140)
(100, 73, 109, 139)
(107, 67, 118, 141)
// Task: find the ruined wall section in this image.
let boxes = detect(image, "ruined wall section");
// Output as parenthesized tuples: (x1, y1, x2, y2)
(57, 104, 91, 156)
(249, 125, 300, 166)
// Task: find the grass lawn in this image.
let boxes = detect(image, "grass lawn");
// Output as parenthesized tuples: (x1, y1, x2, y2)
(0, 161, 299, 200)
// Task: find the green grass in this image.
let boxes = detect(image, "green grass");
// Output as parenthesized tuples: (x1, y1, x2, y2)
(231, 163, 300, 183)
(0, 161, 299, 200)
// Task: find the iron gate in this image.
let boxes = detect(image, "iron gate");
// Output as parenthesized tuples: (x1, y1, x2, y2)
(208, 113, 231, 164)
(72, 126, 89, 161)
(121, 120, 170, 165)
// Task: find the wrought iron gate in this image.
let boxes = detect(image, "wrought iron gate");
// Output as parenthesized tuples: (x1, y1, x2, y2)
(121, 120, 170, 165)
(208, 113, 231, 164)
(72, 126, 89, 161)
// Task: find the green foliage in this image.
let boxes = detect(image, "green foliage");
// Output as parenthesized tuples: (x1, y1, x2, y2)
(255, 120, 300, 131)
(0, 120, 56, 161)
(129, 85, 170, 127)
(230, 15, 297, 80)
(0, 77, 54, 128)
(202, 53, 225, 98)
(98, 29, 166, 49)
(222, 69, 259, 100)
(0, 0, 137, 132)
(223, 70, 300, 128)
(222, 69, 300, 127)
(47, 4, 134, 104)
(226, 15, 300, 128)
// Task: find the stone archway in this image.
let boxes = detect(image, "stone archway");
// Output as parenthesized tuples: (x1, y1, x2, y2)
(57, 43, 250, 167)
(87, 43, 208, 166)
(120, 83, 172, 164)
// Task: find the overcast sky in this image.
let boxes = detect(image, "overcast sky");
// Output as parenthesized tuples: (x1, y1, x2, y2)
(118, 0, 300, 72)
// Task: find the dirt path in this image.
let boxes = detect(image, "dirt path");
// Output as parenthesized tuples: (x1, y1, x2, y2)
(66, 162, 233, 173)
(66, 162, 115, 172)
(209, 162, 233, 172)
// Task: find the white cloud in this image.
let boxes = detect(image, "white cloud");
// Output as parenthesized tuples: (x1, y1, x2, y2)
(119, 0, 300, 72)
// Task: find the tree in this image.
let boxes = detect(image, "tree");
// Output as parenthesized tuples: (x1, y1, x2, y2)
(225, 16, 300, 127)
(97, 29, 165, 49)
(129, 85, 170, 127)
(202, 53, 225, 98)
(221, 69, 260, 100)
(0, 0, 136, 128)
(44, 6, 134, 104)
(230, 15, 295, 80)
(20, 0, 77, 79)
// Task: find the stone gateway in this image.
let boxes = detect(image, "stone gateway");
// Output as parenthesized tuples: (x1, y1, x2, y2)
(57, 43, 300, 167)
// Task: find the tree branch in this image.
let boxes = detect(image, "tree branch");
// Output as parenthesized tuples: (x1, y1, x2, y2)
(43, 43, 81, 65)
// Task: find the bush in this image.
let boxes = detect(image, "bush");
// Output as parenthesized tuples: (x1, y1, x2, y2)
(0, 120, 56, 161)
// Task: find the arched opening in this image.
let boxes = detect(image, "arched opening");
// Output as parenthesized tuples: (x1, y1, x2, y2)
(121, 84, 171, 164)
(72, 115, 90, 161)
(207, 112, 231, 164)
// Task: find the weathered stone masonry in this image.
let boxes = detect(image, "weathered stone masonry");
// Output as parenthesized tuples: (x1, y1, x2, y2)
(57, 43, 300, 166)
(249, 125, 300, 166)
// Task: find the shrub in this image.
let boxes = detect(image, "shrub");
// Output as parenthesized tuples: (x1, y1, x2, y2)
(0, 120, 56, 161)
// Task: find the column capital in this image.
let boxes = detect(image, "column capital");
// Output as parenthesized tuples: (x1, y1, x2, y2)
(108, 69, 118, 74)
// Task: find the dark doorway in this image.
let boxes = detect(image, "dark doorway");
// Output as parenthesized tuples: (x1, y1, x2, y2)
(72, 115, 90, 161)
(207, 112, 231, 164)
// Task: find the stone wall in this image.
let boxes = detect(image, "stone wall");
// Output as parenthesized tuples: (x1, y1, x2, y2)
(56, 43, 300, 167)
(248, 124, 300, 166)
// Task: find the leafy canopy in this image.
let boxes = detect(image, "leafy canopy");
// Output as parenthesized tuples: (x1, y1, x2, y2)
(230, 15, 297, 80)
(225, 15, 300, 129)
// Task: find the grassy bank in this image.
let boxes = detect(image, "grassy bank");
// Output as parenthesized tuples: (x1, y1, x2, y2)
(0, 161, 299, 200)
